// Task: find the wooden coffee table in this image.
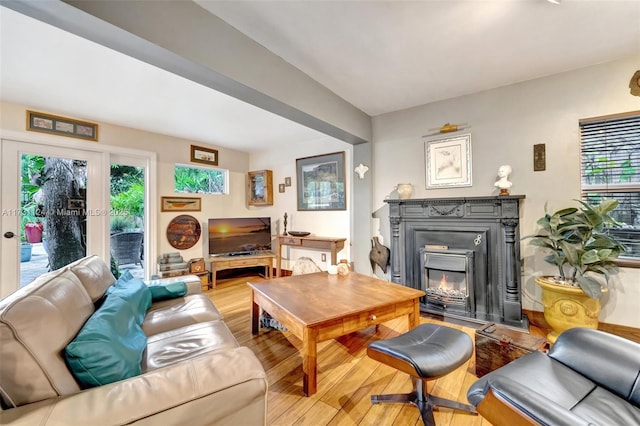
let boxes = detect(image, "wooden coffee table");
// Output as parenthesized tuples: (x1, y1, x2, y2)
(248, 271, 425, 396)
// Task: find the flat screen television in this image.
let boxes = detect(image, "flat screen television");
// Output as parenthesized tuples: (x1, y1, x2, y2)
(208, 217, 272, 256)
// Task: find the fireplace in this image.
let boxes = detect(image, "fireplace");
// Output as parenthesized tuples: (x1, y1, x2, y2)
(421, 248, 474, 314)
(385, 196, 528, 329)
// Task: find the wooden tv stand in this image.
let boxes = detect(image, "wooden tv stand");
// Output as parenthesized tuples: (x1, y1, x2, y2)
(207, 253, 275, 288)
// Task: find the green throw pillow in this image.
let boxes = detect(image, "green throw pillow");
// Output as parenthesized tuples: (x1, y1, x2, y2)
(64, 293, 147, 388)
(149, 281, 188, 302)
(107, 270, 152, 325)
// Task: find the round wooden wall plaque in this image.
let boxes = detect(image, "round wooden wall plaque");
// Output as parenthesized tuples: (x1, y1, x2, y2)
(166, 214, 201, 250)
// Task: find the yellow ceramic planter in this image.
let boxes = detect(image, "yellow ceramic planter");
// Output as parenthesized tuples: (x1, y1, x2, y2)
(536, 276, 605, 344)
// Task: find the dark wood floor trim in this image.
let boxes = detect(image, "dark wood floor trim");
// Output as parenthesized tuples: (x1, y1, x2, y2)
(523, 309, 640, 344)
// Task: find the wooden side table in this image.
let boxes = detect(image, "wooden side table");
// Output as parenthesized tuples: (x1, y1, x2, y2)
(475, 322, 548, 377)
(207, 253, 275, 288)
(275, 235, 346, 277)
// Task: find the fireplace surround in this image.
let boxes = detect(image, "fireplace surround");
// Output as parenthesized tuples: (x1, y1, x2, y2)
(385, 195, 528, 329)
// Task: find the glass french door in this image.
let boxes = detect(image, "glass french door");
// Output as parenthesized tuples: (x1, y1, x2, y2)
(1, 140, 107, 296)
(110, 155, 147, 279)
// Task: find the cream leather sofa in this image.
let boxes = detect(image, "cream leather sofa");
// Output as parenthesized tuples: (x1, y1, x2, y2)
(0, 255, 267, 425)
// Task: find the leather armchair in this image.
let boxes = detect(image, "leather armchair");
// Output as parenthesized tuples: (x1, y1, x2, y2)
(467, 327, 640, 426)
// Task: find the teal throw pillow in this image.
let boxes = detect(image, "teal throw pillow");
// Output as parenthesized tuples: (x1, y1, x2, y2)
(149, 281, 188, 302)
(107, 270, 152, 324)
(64, 293, 147, 388)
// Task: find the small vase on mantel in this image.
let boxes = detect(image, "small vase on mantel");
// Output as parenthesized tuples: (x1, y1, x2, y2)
(395, 183, 413, 199)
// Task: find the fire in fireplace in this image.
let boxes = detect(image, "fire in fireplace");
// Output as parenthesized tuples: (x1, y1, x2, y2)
(427, 270, 467, 307)
(420, 248, 475, 315)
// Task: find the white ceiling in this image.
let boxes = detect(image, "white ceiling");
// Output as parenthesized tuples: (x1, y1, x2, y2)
(2, 1, 639, 153)
(198, 0, 640, 116)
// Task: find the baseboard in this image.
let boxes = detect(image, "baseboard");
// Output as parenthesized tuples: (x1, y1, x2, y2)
(523, 309, 640, 344)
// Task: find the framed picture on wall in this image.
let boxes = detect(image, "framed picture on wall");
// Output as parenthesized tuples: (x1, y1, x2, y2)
(425, 134, 472, 188)
(190, 145, 218, 166)
(296, 151, 346, 211)
(247, 170, 274, 206)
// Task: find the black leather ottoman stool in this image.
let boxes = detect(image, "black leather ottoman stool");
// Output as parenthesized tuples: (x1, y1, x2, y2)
(367, 323, 477, 426)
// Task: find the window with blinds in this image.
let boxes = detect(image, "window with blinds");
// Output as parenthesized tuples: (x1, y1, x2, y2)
(580, 111, 640, 262)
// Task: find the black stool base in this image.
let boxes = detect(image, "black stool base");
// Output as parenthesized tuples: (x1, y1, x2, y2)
(371, 381, 476, 426)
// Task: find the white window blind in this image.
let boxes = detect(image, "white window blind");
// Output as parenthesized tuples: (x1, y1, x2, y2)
(580, 111, 640, 261)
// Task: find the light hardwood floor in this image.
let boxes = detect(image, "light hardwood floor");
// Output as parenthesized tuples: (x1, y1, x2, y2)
(207, 275, 495, 426)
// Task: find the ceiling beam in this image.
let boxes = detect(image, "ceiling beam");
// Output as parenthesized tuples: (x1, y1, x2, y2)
(3, 0, 371, 145)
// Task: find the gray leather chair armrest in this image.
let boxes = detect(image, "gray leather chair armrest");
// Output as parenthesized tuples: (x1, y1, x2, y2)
(481, 375, 594, 426)
(550, 328, 640, 404)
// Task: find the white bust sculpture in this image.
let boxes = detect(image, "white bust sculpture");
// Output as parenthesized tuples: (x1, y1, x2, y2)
(494, 165, 513, 194)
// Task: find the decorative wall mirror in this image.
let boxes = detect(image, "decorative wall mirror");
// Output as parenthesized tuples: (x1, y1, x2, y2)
(247, 170, 273, 206)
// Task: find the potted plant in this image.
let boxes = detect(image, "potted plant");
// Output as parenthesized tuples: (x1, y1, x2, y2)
(525, 199, 626, 343)
(20, 237, 33, 263)
(24, 221, 44, 243)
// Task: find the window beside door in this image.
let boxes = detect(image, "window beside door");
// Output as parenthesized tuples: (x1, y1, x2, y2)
(580, 111, 640, 264)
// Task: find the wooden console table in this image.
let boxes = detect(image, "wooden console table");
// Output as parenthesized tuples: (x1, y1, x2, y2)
(207, 253, 275, 288)
(276, 235, 346, 277)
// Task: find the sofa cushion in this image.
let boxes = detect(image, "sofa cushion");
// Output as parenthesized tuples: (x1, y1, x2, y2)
(107, 271, 151, 325)
(143, 320, 239, 372)
(149, 281, 188, 302)
(142, 294, 223, 337)
(68, 255, 116, 302)
(64, 292, 147, 388)
(0, 268, 93, 407)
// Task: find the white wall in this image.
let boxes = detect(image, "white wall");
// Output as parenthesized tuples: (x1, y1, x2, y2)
(249, 138, 354, 270)
(0, 100, 252, 265)
(0, 101, 355, 276)
(372, 55, 640, 328)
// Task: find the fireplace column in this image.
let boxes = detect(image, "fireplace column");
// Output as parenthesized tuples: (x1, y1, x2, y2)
(503, 218, 522, 321)
(389, 216, 402, 283)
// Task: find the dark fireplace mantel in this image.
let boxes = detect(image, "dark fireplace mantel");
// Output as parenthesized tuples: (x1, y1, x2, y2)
(385, 195, 528, 329)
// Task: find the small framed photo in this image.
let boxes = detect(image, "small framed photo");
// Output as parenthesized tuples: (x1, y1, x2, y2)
(190, 145, 218, 166)
(161, 196, 202, 212)
(425, 134, 472, 189)
(284, 176, 292, 187)
(27, 110, 98, 141)
(279, 183, 286, 193)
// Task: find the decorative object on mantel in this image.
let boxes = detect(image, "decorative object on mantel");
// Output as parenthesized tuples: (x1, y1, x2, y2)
(629, 69, 640, 96)
(26, 110, 98, 141)
(354, 163, 369, 179)
(422, 122, 470, 138)
(395, 183, 413, 199)
(494, 165, 513, 196)
(369, 236, 390, 274)
(425, 134, 473, 189)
